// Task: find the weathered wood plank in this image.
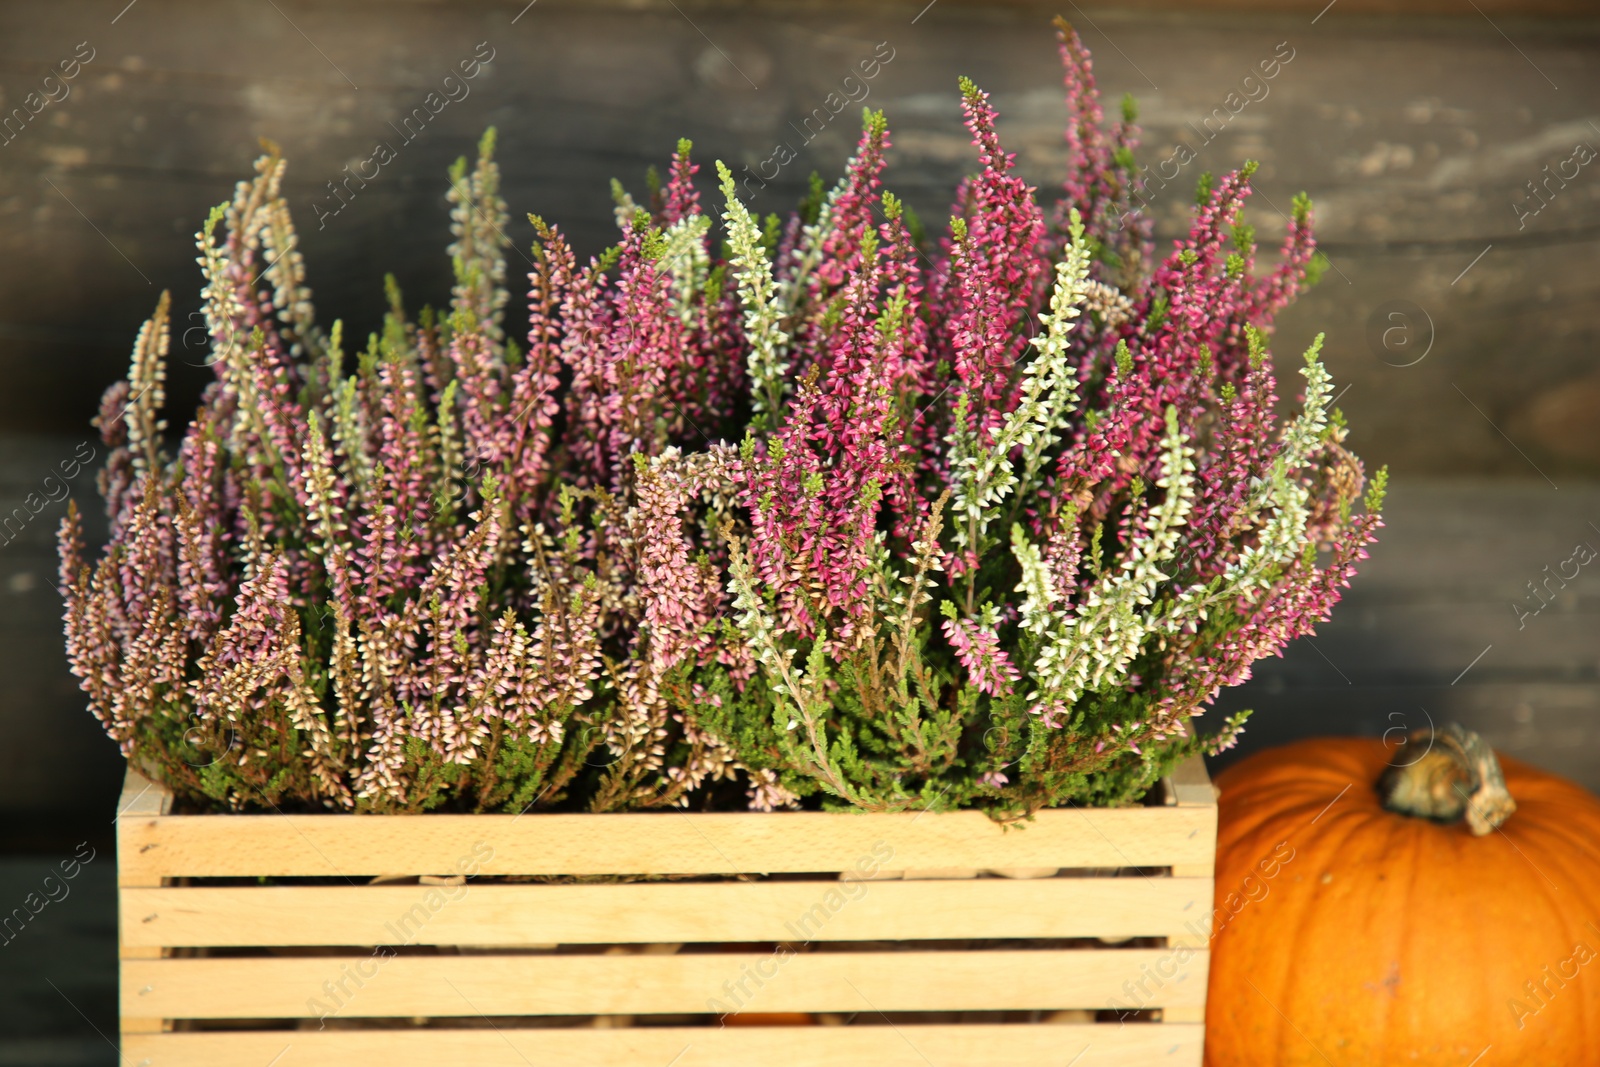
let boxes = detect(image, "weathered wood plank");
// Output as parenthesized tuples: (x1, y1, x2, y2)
(120, 876, 1214, 947)
(0, 2, 1595, 481)
(119, 1022, 1204, 1067)
(120, 948, 1209, 1017)
(1210, 481, 1600, 793)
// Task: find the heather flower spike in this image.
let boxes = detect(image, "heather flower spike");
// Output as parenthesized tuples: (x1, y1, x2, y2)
(64, 35, 1380, 819)
(716, 160, 790, 421)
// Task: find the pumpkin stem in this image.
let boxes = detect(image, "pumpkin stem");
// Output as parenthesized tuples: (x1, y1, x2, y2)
(1378, 724, 1515, 835)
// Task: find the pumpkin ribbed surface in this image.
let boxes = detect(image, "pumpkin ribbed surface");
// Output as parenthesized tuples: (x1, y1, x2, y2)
(1206, 737, 1600, 1066)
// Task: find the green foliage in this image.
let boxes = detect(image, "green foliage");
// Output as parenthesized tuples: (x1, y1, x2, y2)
(1365, 465, 1390, 512)
(1114, 339, 1134, 379)
(1303, 250, 1330, 288)
(798, 171, 826, 227)
(1292, 191, 1313, 226)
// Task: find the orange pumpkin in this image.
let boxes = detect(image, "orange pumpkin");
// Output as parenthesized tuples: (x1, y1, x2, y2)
(1206, 729, 1600, 1066)
(722, 1012, 814, 1026)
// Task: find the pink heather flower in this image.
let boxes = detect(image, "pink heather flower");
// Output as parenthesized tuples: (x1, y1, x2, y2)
(745, 768, 801, 812)
(632, 447, 734, 671)
(660, 138, 701, 225)
(942, 616, 1021, 698)
(1052, 21, 1152, 280)
(811, 114, 890, 294)
(934, 79, 1047, 437)
(506, 217, 574, 524)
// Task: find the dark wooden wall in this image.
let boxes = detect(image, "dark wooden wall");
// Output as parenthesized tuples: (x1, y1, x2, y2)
(3, 1, 1598, 472)
(0, 1, 1596, 828)
(1206, 482, 1600, 790)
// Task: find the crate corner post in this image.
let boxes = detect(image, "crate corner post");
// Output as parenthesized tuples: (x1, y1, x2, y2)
(116, 765, 175, 1056)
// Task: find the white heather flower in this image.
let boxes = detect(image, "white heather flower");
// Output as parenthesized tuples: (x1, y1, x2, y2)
(1011, 523, 1059, 635)
(1030, 404, 1196, 708)
(716, 160, 791, 417)
(1157, 335, 1337, 640)
(657, 213, 712, 325)
(949, 209, 1091, 556)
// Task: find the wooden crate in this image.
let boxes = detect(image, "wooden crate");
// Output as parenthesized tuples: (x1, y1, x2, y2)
(116, 759, 1217, 1067)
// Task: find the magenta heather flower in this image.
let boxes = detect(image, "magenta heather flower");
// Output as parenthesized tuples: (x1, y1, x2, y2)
(934, 78, 1047, 443)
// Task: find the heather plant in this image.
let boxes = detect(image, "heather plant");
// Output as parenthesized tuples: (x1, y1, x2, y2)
(62, 24, 1382, 818)
(60, 133, 763, 814)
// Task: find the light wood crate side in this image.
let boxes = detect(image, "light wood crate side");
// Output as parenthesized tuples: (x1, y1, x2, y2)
(116, 767, 171, 892)
(121, 948, 1208, 1019)
(120, 876, 1215, 947)
(116, 768, 171, 1036)
(116, 768, 172, 819)
(1168, 754, 1218, 807)
(120, 1022, 1204, 1067)
(117, 805, 1216, 880)
(1168, 752, 1218, 880)
(114, 759, 1216, 879)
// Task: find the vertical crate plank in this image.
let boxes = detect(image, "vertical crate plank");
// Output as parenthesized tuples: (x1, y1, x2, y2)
(1162, 754, 1215, 1027)
(1168, 754, 1219, 808)
(1169, 754, 1218, 881)
(116, 769, 172, 1037)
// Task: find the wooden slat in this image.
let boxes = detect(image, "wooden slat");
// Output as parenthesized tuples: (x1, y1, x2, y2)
(121, 876, 1215, 947)
(116, 805, 1216, 881)
(121, 949, 1208, 1018)
(120, 1022, 1204, 1067)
